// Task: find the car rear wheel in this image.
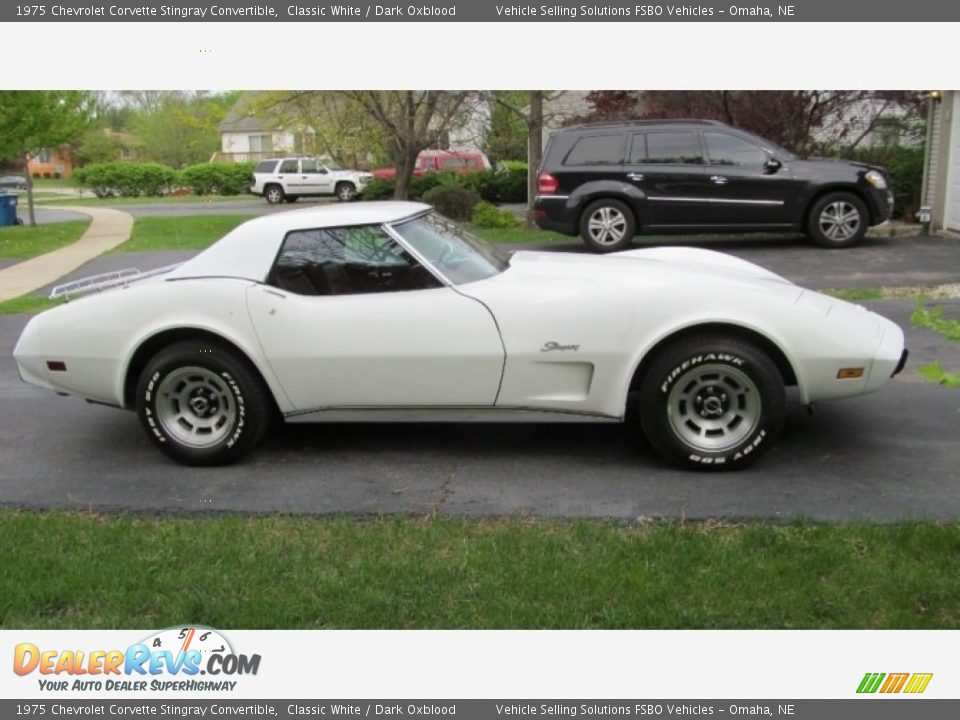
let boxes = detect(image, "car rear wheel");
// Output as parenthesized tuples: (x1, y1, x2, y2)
(807, 192, 868, 248)
(579, 199, 636, 253)
(638, 335, 785, 470)
(336, 182, 357, 202)
(136, 340, 272, 466)
(264, 184, 285, 204)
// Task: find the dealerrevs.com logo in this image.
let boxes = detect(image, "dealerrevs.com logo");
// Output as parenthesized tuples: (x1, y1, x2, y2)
(13, 627, 260, 693)
(857, 672, 933, 695)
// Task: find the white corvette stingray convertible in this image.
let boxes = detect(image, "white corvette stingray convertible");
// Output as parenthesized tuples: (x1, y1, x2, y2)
(14, 202, 907, 470)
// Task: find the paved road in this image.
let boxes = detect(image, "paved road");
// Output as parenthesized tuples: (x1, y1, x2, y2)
(1, 299, 959, 521)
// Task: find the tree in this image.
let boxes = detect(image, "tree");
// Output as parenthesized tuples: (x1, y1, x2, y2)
(483, 91, 529, 163)
(341, 91, 472, 199)
(484, 91, 564, 223)
(0, 91, 93, 226)
(131, 91, 238, 167)
(635, 91, 926, 154)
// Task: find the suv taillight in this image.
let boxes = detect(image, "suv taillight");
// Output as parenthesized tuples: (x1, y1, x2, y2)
(537, 171, 559, 195)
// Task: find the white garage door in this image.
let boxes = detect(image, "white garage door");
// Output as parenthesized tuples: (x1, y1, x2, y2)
(946, 93, 960, 232)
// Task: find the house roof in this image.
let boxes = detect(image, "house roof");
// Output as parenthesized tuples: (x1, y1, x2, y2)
(218, 93, 278, 133)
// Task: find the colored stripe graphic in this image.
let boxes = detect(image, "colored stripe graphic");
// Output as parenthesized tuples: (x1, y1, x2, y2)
(857, 673, 885, 693)
(880, 673, 909, 693)
(904, 673, 934, 694)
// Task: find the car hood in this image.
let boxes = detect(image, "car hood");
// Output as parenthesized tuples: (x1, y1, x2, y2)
(789, 157, 884, 175)
(496, 246, 800, 297)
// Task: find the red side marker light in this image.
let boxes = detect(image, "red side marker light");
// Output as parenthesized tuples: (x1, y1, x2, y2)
(46, 361, 67, 372)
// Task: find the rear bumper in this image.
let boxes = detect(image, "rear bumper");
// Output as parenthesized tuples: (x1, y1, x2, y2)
(533, 196, 578, 235)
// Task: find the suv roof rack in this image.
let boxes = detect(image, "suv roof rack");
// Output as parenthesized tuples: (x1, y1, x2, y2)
(560, 119, 731, 131)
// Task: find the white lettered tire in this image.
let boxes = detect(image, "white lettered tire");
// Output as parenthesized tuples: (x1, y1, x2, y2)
(136, 340, 271, 466)
(638, 335, 786, 470)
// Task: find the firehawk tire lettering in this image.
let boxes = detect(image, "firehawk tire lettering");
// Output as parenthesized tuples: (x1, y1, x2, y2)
(135, 341, 271, 466)
(639, 336, 785, 471)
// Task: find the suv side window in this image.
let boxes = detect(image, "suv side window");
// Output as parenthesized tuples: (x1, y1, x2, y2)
(645, 132, 703, 164)
(255, 160, 279, 173)
(279, 159, 299, 173)
(268, 225, 442, 297)
(300, 159, 321, 173)
(563, 134, 625, 165)
(628, 134, 647, 163)
(704, 132, 769, 167)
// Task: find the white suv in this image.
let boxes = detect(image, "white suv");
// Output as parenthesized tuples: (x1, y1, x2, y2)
(250, 157, 373, 204)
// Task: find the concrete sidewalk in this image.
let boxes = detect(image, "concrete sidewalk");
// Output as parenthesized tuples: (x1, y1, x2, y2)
(0, 206, 134, 302)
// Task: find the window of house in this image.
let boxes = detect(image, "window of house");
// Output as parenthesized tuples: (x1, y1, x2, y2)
(36, 148, 53, 164)
(248, 134, 273, 153)
(268, 225, 442, 297)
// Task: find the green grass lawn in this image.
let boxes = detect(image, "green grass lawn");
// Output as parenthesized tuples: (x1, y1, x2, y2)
(471, 226, 572, 244)
(34, 194, 256, 207)
(0, 512, 957, 629)
(0, 220, 89, 260)
(0, 296, 63, 315)
(113, 215, 255, 253)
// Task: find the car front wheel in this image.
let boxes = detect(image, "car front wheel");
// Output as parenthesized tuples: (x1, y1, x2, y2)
(264, 184, 285, 204)
(638, 335, 785, 470)
(579, 199, 636, 253)
(136, 340, 272, 466)
(807, 192, 868, 248)
(336, 182, 357, 202)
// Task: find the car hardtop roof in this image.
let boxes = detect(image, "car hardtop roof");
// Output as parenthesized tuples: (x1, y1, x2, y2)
(242, 200, 432, 231)
(166, 201, 432, 283)
(559, 119, 731, 132)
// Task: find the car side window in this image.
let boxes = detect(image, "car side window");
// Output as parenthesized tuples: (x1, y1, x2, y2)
(279, 159, 299, 173)
(704, 132, 769, 167)
(628, 134, 647, 163)
(564, 134, 626, 165)
(267, 225, 443, 297)
(645, 132, 703, 164)
(255, 160, 279, 173)
(300, 159, 320, 173)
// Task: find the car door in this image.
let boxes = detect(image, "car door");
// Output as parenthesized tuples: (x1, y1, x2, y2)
(298, 158, 334, 196)
(698, 130, 802, 227)
(246, 223, 505, 411)
(276, 158, 300, 194)
(623, 130, 710, 228)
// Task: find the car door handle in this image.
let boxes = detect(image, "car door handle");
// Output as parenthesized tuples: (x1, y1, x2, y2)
(626, 173, 644, 182)
(710, 175, 729, 185)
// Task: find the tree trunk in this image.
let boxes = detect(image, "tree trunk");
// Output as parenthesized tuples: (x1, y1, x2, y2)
(526, 91, 544, 226)
(24, 155, 36, 227)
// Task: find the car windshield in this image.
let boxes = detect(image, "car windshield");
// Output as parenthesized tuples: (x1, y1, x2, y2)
(390, 212, 510, 285)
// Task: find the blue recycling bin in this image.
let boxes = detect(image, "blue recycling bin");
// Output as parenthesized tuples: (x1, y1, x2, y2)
(0, 190, 18, 227)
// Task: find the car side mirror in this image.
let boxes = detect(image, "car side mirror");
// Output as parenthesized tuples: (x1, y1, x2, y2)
(763, 158, 782, 175)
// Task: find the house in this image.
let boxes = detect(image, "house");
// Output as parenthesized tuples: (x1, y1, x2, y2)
(921, 91, 960, 233)
(216, 94, 315, 163)
(27, 146, 74, 179)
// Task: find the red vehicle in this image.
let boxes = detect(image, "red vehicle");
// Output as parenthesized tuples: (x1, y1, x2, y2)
(372, 149, 492, 179)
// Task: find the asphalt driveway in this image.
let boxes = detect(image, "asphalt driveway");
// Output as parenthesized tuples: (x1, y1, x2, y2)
(2, 225, 960, 520)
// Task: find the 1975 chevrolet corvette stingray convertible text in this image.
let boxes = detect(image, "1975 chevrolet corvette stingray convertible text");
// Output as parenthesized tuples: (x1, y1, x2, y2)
(14, 202, 907, 470)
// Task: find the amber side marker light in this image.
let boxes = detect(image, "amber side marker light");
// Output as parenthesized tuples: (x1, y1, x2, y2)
(837, 368, 865, 379)
(46, 361, 67, 372)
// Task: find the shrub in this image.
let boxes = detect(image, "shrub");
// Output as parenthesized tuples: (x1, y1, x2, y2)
(472, 201, 521, 228)
(821, 145, 924, 221)
(422, 185, 480, 221)
(73, 162, 177, 198)
(361, 177, 396, 200)
(179, 162, 255, 196)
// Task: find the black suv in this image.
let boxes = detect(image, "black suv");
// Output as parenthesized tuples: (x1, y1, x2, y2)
(534, 120, 893, 252)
